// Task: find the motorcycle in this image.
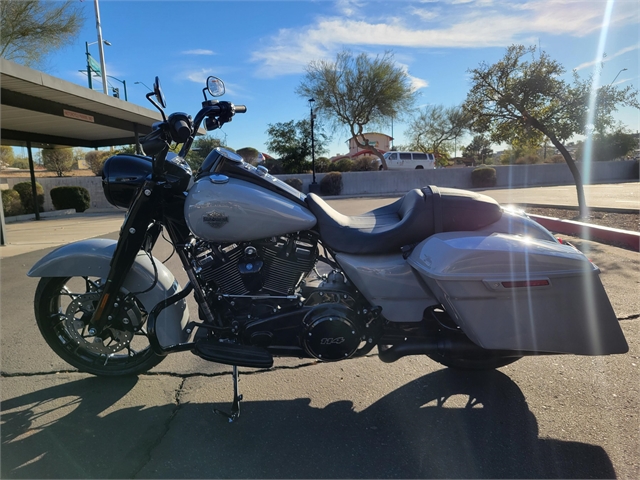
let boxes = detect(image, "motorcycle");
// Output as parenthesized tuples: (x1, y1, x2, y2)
(28, 76, 628, 421)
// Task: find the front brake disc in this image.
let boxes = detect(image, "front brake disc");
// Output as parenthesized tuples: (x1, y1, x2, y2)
(64, 292, 134, 355)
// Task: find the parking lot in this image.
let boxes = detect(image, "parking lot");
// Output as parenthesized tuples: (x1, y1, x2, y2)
(1, 186, 639, 478)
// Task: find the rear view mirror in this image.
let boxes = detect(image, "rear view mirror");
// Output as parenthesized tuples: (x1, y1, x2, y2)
(207, 76, 225, 97)
(153, 76, 167, 108)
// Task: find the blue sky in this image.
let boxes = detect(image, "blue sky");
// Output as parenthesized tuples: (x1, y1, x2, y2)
(42, 0, 639, 157)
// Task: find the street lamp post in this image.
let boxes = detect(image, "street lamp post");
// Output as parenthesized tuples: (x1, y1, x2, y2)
(134, 81, 152, 91)
(93, 0, 109, 94)
(107, 75, 128, 101)
(85, 39, 110, 90)
(610, 68, 627, 86)
(309, 98, 319, 192)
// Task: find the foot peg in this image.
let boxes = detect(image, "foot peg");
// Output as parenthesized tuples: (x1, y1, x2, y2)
(194, 340, 273, 368)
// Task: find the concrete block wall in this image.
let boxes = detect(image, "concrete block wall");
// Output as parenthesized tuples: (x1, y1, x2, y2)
(1, 160, 637, 211)
(281, 160, 638, 195)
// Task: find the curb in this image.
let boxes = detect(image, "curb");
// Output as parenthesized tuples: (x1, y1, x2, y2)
(529, 214, 640, 251)
(3, 209, 76, 223)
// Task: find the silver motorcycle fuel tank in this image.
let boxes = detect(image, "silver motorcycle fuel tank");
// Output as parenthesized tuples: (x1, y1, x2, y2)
(184, 175, 317, 243)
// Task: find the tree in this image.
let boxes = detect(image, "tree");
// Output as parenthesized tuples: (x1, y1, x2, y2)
(406, 104, 470, 165)
(575, 130, 639, 161)
(185, 135, 225, 171)
(85, 150, 111, 176)
(463, 135, 494, 164)
(0, 146, 15, 167)
(41, 148, 73, 176)
(0, 1, 84, 68)
(265, 119, 328, 174)
(297, 50, 416, 169)
(464, 45, 639, 216)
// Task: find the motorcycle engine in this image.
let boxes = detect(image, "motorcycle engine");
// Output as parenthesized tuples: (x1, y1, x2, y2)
(192, 232, 318, 297)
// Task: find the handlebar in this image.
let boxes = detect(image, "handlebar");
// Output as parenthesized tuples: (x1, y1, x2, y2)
(174, 120, 191, 140)
(234, 105, 247, 114)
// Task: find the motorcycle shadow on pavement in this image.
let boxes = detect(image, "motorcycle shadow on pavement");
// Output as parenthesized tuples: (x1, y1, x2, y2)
(1, 369, 615, 479)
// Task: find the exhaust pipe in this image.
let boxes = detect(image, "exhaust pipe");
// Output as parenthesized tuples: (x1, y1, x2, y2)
(378, 336, 524, 363)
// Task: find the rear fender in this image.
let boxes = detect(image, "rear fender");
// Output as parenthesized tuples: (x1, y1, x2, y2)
(28, 238, 189, 347)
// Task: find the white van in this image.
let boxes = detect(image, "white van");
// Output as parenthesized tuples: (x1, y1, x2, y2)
(381, 151, 436, 170)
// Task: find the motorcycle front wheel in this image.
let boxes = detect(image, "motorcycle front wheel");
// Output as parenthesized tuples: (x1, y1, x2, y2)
(34, 276, 165, 376)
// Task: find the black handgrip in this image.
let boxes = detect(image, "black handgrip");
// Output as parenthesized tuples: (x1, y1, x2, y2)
(173, 119, 191, 143)
(234, 105, 247, 113)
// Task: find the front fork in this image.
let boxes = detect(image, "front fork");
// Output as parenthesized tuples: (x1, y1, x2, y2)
(89, 180, 161, 332)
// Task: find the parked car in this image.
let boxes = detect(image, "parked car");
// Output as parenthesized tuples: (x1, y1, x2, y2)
(381, 151, 436, 170)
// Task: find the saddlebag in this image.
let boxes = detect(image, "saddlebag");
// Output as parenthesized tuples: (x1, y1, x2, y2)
(407, 232, 628, 355)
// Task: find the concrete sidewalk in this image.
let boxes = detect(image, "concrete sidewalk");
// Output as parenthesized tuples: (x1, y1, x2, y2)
(1, 182, 637, 259)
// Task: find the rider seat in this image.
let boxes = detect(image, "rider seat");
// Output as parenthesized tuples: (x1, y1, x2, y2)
(306, 186, 502, 254)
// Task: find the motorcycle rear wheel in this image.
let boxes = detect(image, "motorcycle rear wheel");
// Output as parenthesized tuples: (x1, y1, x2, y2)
(427, 352, 522, 370)
(34, 276, 165, 376)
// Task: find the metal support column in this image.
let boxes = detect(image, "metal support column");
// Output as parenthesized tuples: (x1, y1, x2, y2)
(27, 140, 40, 220)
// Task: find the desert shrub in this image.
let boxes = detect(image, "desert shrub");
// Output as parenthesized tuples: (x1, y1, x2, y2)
(2, 189, 25, 216)
(50, 186, 91, 212)
(85, 150, 111, 176)
(329, 158, 354, 172)
(11, 156, 30, 169)
(515, 154, 542, 164)
(352, 156, 379, 171)
(320, 172, 342, 196)
(547, 154, 565, 164)
(471, 166, 497, 188)
(284, 178, 303, 192)
(13, 181, 44, 213)
(315, 156, 331, 173)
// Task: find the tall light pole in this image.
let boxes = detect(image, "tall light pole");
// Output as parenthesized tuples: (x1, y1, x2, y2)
(93, 0, 109, 94)
(134, 81, 152, 91)
(309, 98, 318, 191)
(610, 68, 627, 86)
(85, 39, 110, 90)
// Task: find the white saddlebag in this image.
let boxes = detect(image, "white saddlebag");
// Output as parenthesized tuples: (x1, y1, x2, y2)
(407, 232, 628, 355)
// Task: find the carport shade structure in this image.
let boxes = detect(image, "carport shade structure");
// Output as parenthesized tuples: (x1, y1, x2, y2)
(0, 57, 163, 244)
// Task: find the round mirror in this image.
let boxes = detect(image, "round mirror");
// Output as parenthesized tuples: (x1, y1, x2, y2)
(153, 76, 167, 108)
(207, 76, 225, 97)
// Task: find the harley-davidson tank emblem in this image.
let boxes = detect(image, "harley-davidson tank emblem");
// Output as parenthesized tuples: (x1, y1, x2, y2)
(203, 211, 229, 228)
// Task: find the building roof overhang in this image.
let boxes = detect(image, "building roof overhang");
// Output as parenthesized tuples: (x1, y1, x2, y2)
(1, 57, 162, 149)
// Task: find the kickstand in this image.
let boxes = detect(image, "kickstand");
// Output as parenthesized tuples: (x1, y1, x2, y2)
(214, 365, 242, 422)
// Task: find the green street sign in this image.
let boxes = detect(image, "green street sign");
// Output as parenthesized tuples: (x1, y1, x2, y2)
(88, 55, 101, 76)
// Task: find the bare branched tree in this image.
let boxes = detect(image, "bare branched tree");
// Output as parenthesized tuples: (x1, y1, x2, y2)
(406, 105, 470, 164)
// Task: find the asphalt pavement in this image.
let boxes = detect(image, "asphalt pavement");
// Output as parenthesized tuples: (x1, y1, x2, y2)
(1, 183, 639, 478)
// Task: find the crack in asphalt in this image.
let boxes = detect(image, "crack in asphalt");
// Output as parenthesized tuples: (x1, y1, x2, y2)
(619, 313, 640, 321)
(131, 376, 187, 479)
(0, 358, 324, 379)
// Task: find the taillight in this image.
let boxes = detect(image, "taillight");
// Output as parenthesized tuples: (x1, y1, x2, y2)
(501, 280, 550, 288)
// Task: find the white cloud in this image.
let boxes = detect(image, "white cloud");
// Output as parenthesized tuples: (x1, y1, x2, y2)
(182, 49, 215, 55)
(252, 0, 639, 77)
(410, 7, 439, 21)
(185, 68, 215, 83)
(335, 0, 365, 17)
(574, 44, 640, 71)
